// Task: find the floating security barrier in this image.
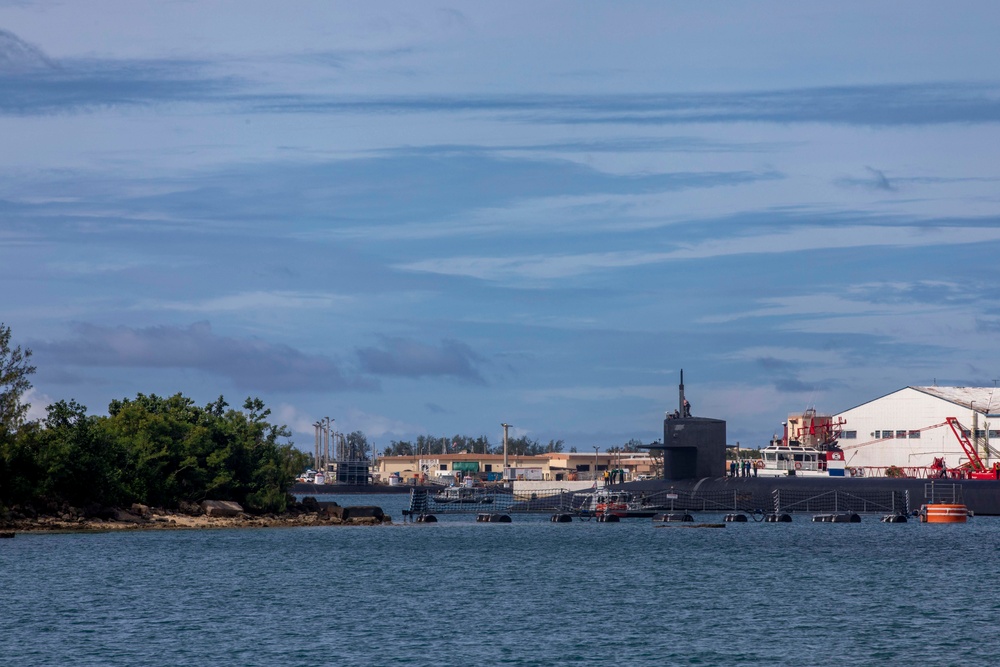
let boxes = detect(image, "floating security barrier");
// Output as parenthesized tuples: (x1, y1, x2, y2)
(550, 513, 573, 523)
(881, 513, 908, 523)
(764, 513, 792, 522)
(416, 514, 437, 523)
(652, 513, 694, 522)
(724, 513, 748, 522)
(812, 513, 861, 523)
(596, 514, 620, 522)
(476, 513, 512, 523)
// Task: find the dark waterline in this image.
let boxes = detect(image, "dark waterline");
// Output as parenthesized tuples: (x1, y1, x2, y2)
(3, 494, 999, 666)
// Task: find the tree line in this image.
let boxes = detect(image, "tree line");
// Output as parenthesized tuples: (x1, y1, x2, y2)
(378, 436, 647, 458)
(0, 324, 308, 515)
(380, 434, 566, 458)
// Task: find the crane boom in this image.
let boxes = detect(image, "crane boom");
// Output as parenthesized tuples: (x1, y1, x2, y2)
(945, 417, 986, 471)
(841, 421, 949, 451)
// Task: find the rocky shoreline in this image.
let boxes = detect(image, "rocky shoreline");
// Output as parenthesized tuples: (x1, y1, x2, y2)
(0, 497, 391, 534)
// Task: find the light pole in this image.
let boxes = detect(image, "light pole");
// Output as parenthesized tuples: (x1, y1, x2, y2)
(594, 446, 600, 485)
(502, 423, 511, 481)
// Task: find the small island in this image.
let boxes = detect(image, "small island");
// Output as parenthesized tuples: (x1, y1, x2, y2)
(0, 324, 388, 533)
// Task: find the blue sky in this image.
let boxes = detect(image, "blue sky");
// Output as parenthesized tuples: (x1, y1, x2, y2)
(3, 1, 1000, 452)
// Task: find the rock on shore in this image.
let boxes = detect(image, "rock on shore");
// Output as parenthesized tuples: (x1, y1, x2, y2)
(0, 497, 391, 533)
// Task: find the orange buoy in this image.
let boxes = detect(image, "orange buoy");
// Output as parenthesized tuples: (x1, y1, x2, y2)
(920, 503, 968, 523)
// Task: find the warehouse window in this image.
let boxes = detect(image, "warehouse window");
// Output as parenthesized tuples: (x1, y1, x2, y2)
(908, 430, 921, 439)
(842, 431, 857, 439)
(975, 429, 987, 437)
(896, 430, 907, 438)
(882, 429, 894, 438)
(989, 430, 1000, 439)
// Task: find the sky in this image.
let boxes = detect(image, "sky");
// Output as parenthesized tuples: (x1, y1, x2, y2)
(3, 1, 1000, 453)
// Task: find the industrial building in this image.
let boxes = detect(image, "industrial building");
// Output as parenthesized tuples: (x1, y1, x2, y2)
(834, 386, 1000, 474)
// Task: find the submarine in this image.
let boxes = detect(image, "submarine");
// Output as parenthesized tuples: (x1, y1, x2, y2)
(631, 372, 1000, 516)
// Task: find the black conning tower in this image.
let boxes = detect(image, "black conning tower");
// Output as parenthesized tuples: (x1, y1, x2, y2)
(647, 370, 727, 480)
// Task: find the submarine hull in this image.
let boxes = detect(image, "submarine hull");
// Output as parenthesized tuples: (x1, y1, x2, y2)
(624, 476, 1000, 516)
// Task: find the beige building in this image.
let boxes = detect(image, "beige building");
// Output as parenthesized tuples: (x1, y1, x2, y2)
(375, 451, 657, 484)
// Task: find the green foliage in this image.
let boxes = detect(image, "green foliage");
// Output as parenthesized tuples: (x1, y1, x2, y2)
(0, 324, 306, 514)
(0, 323, 36, 436)
(1, 390, 304, 514)
(382, 434, 563, 457)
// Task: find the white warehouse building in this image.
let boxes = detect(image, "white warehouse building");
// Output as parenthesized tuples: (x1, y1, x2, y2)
(834, 386, 1000, 473)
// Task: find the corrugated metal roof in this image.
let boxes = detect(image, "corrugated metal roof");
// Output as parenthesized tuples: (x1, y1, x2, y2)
(910, 386, 1000, 414)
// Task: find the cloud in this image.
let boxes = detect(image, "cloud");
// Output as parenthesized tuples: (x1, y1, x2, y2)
(338, 406, 424, 440)
(0, 28, 57, 74)
(148, 290, 353, 313)
(398, 222, 1000, 283)
(3, 38, 999, 131)
(2, 151, 776, 242)
(246, 83, 1000, 127)
(835, 166, 896, 191)
(0, 55, 236, 115)
(356, 337, 487, 383)
(33, 321, 375, 392)
(22, 387, 54, 422)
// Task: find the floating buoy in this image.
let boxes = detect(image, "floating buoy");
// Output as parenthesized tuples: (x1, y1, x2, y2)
(476, 513, 512, 523)
(724, 513, 748, 522)
(764, 513, 792, 522)
(596, 514, 620, 522)
(416, 514, 437, 523)
(920, 504, 968, 523)
(550, 513, 573, 523)
(653, 513, 694, 522)
(881, 513, 908, 523)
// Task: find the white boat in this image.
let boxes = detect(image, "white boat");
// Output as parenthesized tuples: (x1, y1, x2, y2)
(758, 408, 852, 477)
(432, 486, 495, 505)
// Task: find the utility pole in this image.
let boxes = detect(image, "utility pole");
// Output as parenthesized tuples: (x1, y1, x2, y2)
(313, 421, 322, 471)
(594, 446, 600, 485)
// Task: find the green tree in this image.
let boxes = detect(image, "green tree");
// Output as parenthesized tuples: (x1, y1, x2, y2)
(33, 400, 128, 507)
(345, 430, 370, 460)
(384, 440, 415, 457)
(0, 323, 36, 436)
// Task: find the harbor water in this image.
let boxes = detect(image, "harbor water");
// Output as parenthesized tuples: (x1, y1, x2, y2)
(3, 493, 999, 666)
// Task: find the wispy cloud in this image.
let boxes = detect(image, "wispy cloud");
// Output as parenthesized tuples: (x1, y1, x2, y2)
(398, 222, 1000, 283)
(1, 152, 778, 239)
(148, 291, 353, 313)
(0, 43, 237, 114)
(2, 29, 999, 131)
(245, 83, 1000, 127)
(835, 166, 896, 191)
(33, 321, 375, 392)
(0, 28, 58, 73)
